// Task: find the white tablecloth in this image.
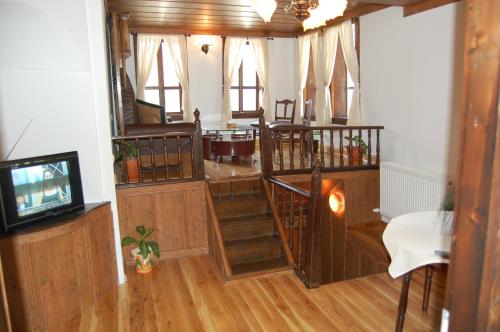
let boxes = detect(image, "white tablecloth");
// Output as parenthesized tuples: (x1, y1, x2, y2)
(383, 211, 452, 278)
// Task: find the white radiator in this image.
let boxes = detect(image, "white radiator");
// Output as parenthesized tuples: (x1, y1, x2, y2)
(380, 162, 447, 221)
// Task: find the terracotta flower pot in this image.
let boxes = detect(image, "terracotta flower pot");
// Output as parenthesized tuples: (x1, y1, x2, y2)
(126, 158, 139, 183)
(131, 247, 153, 274)
(345, 146, 362, 164)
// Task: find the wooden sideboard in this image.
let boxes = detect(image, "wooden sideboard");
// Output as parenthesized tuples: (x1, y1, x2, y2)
(0, 203, 117, 331)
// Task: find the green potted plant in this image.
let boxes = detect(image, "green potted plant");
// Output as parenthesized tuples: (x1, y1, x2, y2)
(344, 135, 368, 164)
(124, 141, 139, 182)
(121, 225, 160, 273)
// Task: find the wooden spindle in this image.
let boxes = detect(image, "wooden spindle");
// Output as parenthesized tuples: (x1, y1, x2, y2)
(320, 130, 325, 167)
(289, 130, 294, 170)
(162, 136, 169, 180)
(376, 129, 381, 165)
(190, 135, 196, 178)
(281, 187, 286, 230)
(358, 129, 362, 166)
(348, 129, 353, 166)
(176, 136, 183, 179)
(193, 109, 205, 180)
(339, 129, 344, 167)
(368, 129, 372, 165)
(148, 138, 155, 182)
(289, 191, 294, 251)
(329, 130, 334, 168)
(135, 138, 143, 182)
(300, 131, 305, 169)
(278, 132, 284, 171)
(298, 195, 304, 272)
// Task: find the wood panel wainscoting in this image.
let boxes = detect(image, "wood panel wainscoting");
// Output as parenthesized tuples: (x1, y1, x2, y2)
(116, 181, 208, 264)
(275, 169, 389, 284)
(0, 203, 117, 331)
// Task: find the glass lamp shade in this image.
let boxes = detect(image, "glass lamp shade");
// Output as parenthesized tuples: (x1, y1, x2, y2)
(252, 0, 277, 23)
(303, 0, 348, 31)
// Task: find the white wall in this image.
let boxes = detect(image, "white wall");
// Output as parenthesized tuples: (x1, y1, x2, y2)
(126, 35, 297, 125)
(0, 0, 124, 283)
(360, 3, 464, 178)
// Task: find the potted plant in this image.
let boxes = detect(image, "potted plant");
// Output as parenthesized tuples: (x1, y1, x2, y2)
(344, 135, 368, 164)
(121, 225, 160, 273)
(124, 141, 139, 182)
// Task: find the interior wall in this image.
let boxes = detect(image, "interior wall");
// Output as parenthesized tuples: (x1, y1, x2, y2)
(360, 3, 465, 179)
(0, 0, 124, 282)
(125, 35, 297, 125)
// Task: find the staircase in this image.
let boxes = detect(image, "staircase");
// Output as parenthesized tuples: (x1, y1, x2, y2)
(208, 177, 290, 278)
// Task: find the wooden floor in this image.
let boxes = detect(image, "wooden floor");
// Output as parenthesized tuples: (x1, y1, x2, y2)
(82, 255, 446, 331)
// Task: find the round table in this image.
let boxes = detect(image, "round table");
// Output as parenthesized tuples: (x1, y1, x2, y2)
(383, 211, 453, 332)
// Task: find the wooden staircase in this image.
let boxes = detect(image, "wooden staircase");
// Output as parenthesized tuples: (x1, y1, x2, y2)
(207, 177, 291, 279)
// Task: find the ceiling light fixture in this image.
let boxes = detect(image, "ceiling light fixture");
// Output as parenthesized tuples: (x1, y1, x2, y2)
(252, 0, 347, 31)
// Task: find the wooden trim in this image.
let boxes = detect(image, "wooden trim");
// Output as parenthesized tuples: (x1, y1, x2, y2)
(445, 0, 500, 329)
(130, 26, 299, 38)
(261, 178, 296, 268)
(204, 183, 233, 279)
(150, 246, 208, 260)
(403, 0, 460, 17)
(0, 254, 12, 332)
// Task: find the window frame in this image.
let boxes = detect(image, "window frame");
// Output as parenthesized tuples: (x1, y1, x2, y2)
(137, 37, 183, 121)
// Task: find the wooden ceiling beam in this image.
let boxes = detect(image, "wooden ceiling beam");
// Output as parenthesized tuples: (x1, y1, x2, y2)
(403, 0, 460, 16)
(129, 26, 300, 38)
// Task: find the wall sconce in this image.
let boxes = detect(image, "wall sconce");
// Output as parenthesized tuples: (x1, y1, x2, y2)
(201, 44, 211, 54)
(328, 189, 345, 214)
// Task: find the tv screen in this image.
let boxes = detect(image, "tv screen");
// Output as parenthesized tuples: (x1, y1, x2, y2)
(0, 152, 84, 232)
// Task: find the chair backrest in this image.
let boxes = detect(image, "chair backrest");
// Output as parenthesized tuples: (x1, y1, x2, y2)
(303, 99, 313, 126)
(275, 99, 296, 123)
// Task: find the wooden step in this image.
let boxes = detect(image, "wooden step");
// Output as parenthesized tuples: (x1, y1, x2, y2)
(214, 193, 268, 219)
(210, 178, 262, 200)
(231, 256, 290, 277)
(225, 236, 283, 265)
(220, 214, 275, 241)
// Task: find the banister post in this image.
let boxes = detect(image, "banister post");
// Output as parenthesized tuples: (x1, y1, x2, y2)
(305, 159, 322, 288)
(259, 107, 273, 177)
(193, 109, 205, 180)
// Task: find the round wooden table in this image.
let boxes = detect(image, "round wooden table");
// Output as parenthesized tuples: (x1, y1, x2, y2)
(211, 138, 255, 163)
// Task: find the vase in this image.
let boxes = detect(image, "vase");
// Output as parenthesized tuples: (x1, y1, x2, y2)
(126, 158, 139, 183)
(130, 247, 153, 274)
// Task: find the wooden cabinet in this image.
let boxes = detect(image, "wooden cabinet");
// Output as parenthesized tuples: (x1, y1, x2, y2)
(0, 203, 117, 331)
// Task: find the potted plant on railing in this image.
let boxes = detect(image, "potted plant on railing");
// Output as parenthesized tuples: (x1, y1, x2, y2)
(344, 135, 368, 164)
(121, 225, 160, 274)
(123, 141, 139, 182)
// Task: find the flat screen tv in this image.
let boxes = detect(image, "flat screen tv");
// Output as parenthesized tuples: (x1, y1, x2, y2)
(0, 151, 85, 232)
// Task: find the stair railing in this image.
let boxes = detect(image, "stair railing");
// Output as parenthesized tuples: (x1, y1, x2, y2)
(112, 109, 205, 186)
(258, 108, 384, 176)
(266, 161, 322, 288)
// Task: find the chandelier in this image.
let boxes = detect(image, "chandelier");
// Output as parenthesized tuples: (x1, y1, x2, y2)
(251, 0, 347, 30)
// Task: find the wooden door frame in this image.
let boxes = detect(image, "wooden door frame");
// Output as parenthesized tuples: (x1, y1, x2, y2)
(445, 0, 499, 329)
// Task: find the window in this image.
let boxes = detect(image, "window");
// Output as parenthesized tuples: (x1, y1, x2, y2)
(228, 43, 262, 118)
(141, 41, 183, 120)
(303, 20, 359, 125)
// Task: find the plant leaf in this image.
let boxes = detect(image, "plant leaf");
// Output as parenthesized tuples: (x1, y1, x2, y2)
(136, 225, 146, 236)
(121, 236, 136, 247)
(141, 228, 155, 240)
(148, 241, 160, 258)
(139, 241, 148, 260)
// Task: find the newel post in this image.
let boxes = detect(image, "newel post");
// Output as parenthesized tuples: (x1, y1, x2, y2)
(305, 159, 322, 288)
(193, 109, 205, 180)
(259, 107, 273, 177)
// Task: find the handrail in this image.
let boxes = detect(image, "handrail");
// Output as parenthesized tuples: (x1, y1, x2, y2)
(267, 176, 312, 198)
(269, 125, 385, 131)
(112, 131, 195, 140)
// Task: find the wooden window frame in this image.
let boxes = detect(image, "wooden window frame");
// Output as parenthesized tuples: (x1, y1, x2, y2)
(231, 62, 261, 119)
(141, 39, 183, 121)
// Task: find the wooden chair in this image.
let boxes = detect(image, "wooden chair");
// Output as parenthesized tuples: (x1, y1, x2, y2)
(274, 99, 296, 124)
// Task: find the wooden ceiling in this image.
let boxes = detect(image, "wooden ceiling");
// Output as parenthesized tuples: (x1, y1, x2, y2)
(105, 0, 452, 37)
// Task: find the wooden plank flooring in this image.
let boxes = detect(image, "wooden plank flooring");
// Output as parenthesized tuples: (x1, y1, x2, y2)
(84, 255, 445, 331)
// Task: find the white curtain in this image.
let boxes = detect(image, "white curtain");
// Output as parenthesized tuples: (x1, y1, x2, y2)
(136, 34, 163, 100)
(249, 38, 271, 121)
(322, 26, 339, 124)
(296, 35, 311, 123)
(339, 21, 361, 125)
(310, 32, 326, 126)
(222, 37, 246, 123)
(163, 35, 193, 122)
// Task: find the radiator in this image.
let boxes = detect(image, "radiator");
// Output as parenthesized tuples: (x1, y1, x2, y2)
(380, 162, 447, 221)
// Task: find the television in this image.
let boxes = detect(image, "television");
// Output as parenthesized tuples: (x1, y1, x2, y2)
(0, 151, 85, 232)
